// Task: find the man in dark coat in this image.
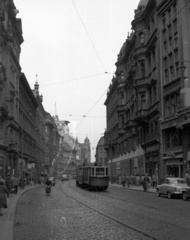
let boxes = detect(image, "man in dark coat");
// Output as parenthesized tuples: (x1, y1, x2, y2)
(0, 177, 9, 216)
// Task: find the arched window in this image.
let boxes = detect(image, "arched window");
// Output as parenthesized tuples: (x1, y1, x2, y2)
(140, 61, 145, 78)
(141, 94, 146, 109)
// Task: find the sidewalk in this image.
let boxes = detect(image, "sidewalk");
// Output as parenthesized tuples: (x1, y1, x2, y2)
(0, 184, 39, 240)
(109, 182, 157, 194)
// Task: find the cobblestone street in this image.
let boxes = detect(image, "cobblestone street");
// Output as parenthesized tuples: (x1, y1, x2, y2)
(13, 183, 152, 240)
(13, 180, 190, 240)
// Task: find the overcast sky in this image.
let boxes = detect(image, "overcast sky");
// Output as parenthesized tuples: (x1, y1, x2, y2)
(14, 0, 140, 161)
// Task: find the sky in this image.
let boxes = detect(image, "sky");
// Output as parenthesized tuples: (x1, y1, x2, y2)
(14, 0, 140, 162)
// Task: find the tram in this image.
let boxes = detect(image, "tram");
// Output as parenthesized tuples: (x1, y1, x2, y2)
(76, 165, 109, 191)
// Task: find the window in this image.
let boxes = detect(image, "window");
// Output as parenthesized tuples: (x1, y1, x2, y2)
(168, 24, 172, 37)
(140, 61, 145, 78)
(168, 9, 171, 22)
(153, 85, 157, 102)
(120, 115, 125, 128)
(163, 41, 167, 56)
(170, 66, 174, 81)
(152, 49, 156, 68)
(173, 4, 177, 15)
(171, 95, 176, 114)
(174, 35, 178, 50)
(173, 18, 177, 35)
(162, 14, 166, 28)
(121, 92, 125, 105)
(169, 37, 173, 52)
(140, 33, 145, 45)
(141, 94, 146, 109)
(174, 62, 179, 78)
(166, 98, 170, 117)
(176, 93, 180, 109)
(164, 69, 169, 84)
(96, 168, 104, 176)
(172, 131, 179, 147)
(166, 132, 170, 148)
(149, 89, 152, 105)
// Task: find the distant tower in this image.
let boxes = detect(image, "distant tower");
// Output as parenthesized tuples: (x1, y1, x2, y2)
(55, 102, 57, 117)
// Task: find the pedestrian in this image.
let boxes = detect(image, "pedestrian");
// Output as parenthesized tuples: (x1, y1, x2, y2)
(143, 173, 150, 191)
(185, 171, 190, 186)
(121, 175, 126, 187)
(126, 175, 131, 188)
(136, 175, 140, 186)
(5, 175, 13, 197)
(0, 176, 9, 216)
(12, 176, 19, 194)
(152, 174, 158, 188)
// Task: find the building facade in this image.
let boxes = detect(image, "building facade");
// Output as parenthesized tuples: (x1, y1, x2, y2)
(0, 0, 23, 177)
(105, 0, 190, 183)
(0, 1, 60, 182)
(44, 111, 60, 176)
(95, 136, 107, 166)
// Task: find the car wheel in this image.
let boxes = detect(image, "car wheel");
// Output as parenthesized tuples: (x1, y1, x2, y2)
(183, 192, 188, 201)
(156, 189, 160, 197)
(167, 192, 172, 199)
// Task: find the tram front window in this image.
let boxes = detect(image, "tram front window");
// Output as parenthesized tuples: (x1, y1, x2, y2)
(96, 168, 104, 176)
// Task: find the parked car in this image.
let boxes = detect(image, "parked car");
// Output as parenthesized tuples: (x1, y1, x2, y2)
(49, 177, 56, 186)
(61, 174, 69, 181)
(156, 177, 190, 200)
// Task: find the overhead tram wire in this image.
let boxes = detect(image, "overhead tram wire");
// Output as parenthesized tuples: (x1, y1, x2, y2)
(59, 114, 105, 119)
(41, 72, 111, 87)
(76, 88, 108, 129)
(72, 0, 107, 73)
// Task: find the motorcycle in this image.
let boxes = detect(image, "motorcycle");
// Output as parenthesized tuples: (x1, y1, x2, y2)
(45, 185, 51, 196)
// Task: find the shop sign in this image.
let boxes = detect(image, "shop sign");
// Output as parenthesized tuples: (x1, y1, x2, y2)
(166, 159, 182, 165)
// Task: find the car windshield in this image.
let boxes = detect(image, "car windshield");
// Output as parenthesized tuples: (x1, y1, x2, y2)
(171, 179, 186, 184)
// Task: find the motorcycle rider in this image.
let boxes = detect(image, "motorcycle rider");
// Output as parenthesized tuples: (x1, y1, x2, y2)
(45, 177, 52, 195)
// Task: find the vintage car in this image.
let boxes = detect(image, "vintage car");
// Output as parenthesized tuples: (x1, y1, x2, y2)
(156, 177, 190, 201)
(61, 173, 69, 181)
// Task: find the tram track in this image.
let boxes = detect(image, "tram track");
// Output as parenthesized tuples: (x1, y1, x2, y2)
(59, 182, 158, 240)
(69, 180, 159, 211)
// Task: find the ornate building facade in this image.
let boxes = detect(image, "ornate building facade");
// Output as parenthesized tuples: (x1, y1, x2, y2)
(105, 0, 190, 183)
(0, 0, 60, 182)
(0, 0, 23, 177)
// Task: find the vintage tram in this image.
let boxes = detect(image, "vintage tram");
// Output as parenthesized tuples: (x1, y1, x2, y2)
(76, 165, 109, 191)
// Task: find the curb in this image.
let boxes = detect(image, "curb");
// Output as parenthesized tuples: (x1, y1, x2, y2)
(109, 184, 156, 194)
(0, 185, 40, 240)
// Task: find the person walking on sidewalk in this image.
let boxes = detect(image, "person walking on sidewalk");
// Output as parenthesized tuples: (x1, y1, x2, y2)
(12, 175, 19, 194)
(143, 174, 150, 191)
(5, 175, 13, 197)
(0, 177, 9, 216)
(121, 175, 126, 187)
(126, 175, 131, 188)
(152, 174, 158, 188)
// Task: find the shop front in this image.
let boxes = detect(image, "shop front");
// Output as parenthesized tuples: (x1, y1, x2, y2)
(164, 158, 184, 178)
